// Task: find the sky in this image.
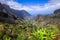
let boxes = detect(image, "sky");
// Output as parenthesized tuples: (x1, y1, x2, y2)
(0, 0, 60, 16)
(16, 0, 48, 5)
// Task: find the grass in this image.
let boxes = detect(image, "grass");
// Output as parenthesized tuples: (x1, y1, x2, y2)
(0, 20, 60, 40)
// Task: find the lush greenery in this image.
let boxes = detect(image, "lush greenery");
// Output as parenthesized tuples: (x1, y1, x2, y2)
(0, 20, 60, 40)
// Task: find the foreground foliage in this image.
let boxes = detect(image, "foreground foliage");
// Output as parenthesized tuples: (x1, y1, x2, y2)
(29, 28, 56, 40)
(0, 20, 60, 40)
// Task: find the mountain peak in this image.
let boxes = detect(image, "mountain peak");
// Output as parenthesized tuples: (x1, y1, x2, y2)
(0, 3, 32, 24)
(54, 9, 60, 14)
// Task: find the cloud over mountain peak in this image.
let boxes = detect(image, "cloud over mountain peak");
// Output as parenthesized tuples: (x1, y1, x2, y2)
(0, 0, 60, 15)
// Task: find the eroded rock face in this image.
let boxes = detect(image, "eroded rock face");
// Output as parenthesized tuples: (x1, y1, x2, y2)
(0, 2, 33, 22)
(0, 3, 20, 24)
(0, 11, 18, 24)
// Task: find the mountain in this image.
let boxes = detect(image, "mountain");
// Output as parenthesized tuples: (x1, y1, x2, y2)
(0, 3, 32, 20)
(35, 9, 60, 24)
(51, 9, 60, 18)
(10, 9, 32, 20)
(54, 9, 60, 14)
(0, 3, 23, 24)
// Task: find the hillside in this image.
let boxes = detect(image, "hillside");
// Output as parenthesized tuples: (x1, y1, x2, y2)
(0, 3, 60, 40)
(35, 9, 60, 24)
(0, 3, 32, 20)
(51, 9, 60, 18)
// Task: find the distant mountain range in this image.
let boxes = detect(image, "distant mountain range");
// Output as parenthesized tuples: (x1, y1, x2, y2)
(49, 9, 60, 18)
(0, 2, 60, 24)
(0, 3, 32, 20)
(0, 3, 32, 23)
(35, 9, 60, 24)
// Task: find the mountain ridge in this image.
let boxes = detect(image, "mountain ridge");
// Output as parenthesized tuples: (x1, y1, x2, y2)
(0, 3, 32, 20)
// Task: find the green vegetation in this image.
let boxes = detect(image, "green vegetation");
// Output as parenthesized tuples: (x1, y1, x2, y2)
(29, 28, 56, 40)
(0, 20, 60, 40)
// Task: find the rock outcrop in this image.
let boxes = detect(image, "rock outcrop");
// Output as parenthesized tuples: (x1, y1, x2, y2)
(0, 3, 21, 24)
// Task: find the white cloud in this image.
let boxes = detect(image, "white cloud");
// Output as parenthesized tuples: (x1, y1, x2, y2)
(7, 1, 22, 10)
(46, 0, 60, 10)
(0, 0, 60, 15)
(49, 0, 60, 4)
(7, 1, 33, 12)
(0, 0, 14, 4)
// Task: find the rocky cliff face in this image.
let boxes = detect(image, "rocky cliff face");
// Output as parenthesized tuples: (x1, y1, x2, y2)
(0, 2, 33, 23)
(0, 3, 21, 24)
(10, 9, 32, 20)
(0, 3, 32, 20)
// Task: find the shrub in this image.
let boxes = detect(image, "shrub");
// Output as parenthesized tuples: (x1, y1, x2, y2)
(29, 28, 56, 40)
